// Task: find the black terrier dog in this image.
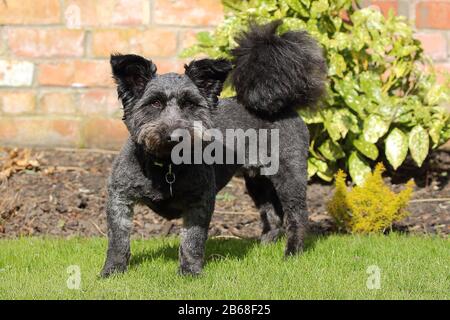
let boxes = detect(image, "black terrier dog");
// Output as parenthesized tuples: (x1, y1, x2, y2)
(101, 20, 327, 277)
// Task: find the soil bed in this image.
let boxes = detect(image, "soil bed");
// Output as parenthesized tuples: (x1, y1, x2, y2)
(0, 147, 448, 239)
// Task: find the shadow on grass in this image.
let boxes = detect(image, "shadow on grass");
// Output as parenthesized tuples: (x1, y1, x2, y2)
(130, 236, 321, 270)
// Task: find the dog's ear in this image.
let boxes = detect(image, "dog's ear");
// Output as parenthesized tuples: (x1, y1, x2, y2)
(185, 59, 232, 106)
(110, 54, 157, 100)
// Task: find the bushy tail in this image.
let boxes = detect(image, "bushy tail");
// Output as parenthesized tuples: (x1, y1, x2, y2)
(231, 20, 327, 115)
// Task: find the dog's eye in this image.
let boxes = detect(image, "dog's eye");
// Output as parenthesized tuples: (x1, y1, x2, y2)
(150, 100, 163, 109)
(183, 100, 197, 109)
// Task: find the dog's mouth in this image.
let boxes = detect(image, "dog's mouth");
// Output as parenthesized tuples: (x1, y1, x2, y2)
(137, 128, 176, 158)
(136, 122, 210, 158)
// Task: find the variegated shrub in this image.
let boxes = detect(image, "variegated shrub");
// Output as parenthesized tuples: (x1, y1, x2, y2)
(182, 0, 450, 184)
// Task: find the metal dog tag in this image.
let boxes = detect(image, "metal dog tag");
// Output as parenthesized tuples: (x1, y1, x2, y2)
(165, 164, 176, 197)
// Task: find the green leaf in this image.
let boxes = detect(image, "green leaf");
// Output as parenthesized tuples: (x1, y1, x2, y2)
(334, 77, 364, 116)
(309, 157, 328, 173)
(317, 170, 334, 182)
(307, 158, 318, 178)
(330, 32, 348, 50)
(339, 109, 360, 134)
(442, 123, 450, 143)
(196, 31, 214, 46)
(300, 0, 311, 7)
(323, 109, 348, 141)
(319, 139, 345, 161)
(377, 95, 398, 118)
(309, 157, 335, 182)
(353, 137, 379, 160)
(331, 16, 343, 31)
(359, 71, 382, 101)
(363, 115, 389, 143)
(329, 52, 346, 77)
(351, 28, 370, 51)
(258, 0, 278, 11)
(281, 18, 307, 32)
(385, 128, 408, 170)
(179, 45, 202, 58)
(408, 125, 429, 167)
(285, 0, 308, 16)
(348, 151, 371, 185)
(429, 120, 444, 147)
(298, 107, 323, 124)
(310, 0, 329, 17)
(314, 158, 335, 182)
(397, 45, 418, 57)
(393, 61, 408, 78)
(425, 83, 449, 106)
(222, 0, 247, 12)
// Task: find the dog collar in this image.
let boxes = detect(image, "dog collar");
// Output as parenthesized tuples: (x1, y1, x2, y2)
(149, 157, 176, 197)
(153, 161, 164, 167)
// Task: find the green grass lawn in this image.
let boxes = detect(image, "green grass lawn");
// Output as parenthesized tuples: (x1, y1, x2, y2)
(0, 234, 448, 299)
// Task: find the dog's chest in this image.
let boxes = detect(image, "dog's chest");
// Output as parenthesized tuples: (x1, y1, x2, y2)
(139, 164, 214, 219)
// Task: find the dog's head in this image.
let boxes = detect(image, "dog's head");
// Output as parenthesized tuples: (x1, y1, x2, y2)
(111, 54, 231, 158)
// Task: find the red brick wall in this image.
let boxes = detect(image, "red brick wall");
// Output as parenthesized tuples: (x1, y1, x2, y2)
(0, 0, 448, 149)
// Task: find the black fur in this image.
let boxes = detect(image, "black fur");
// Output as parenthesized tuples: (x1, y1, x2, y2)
(185, 59, 232, 107)
(111, 54, 157, 100)
(101, 21, 327, 277)
(231, 20, 327, 115)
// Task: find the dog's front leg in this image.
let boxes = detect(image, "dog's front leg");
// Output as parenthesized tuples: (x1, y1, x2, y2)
(179, 205, 213, 276)
(101, 194, 134, 277)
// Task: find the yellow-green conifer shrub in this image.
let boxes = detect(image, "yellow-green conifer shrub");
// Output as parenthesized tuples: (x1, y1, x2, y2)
(327, 163, 414, 233)
(326, 169, 350, 231)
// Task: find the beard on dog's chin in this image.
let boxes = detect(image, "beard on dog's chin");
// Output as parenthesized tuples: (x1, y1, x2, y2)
(136, 120, 211, 160)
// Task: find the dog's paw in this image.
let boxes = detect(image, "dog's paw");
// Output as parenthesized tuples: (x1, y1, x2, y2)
(178, 265, 203, 277)
(260, 229, 282, 244)
(100, 263, 128, 278)
(284, 243, 304, 258)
